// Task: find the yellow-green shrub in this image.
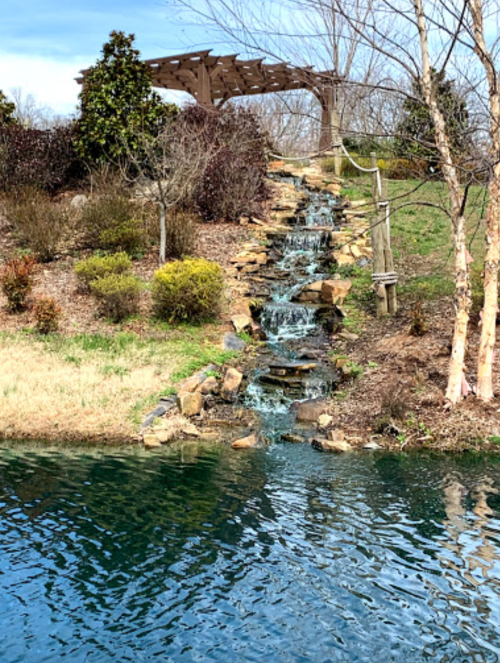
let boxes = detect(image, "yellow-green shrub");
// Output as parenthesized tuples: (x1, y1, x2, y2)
(90, 273, 142, 322)
(153, 257, 224, 322)
(74, 252, 132, 291)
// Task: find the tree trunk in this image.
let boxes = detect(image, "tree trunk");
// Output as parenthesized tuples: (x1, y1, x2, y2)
(446, 215, 471, 403)
(477, 165, 500, 401)
(414, 0, 470, 405)
(159, 203, 166, 265)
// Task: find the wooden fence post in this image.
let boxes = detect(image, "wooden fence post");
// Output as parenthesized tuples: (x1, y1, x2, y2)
(381, 177, 398, 315)
(370, 152, 388, 316)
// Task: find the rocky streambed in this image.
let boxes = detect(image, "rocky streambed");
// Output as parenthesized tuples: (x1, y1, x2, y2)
(142, 165, 374, 450)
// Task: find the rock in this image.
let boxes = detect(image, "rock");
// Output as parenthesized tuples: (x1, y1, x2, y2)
(143, 434, 162, 449)
(140, 399, 176, 429)
(335, 253, 356, 266)
(231, 252, 258, 264)
(321, 279, 352, 306)
(223, 332, 247, 351)
(281, 432, 305, 443)
(363, 441, 382, 450)
(338, 331, 359, 342)
(240, 264, 261, 274)
(311, 437, 352, 452)
(231, 433, 260, 449)
(350, 244, 362, 259)
(200, 376, 219, 395)
(296, 291, 321, 303)
(70, 194, 88, 210)
(155, 429, 176, 444)
(318, 414, 333, 428)
(296, 400, 328, 422)
(357, 257, 370, 268)
(328, 429, 345, 443)
(231, 314, 252, 333)
(179, 375, 203, 393)
(221, 367, 243, 402)
(302, 281, 324, 292)
(182, 423, 200, 437)
(177, 392, 203, 417)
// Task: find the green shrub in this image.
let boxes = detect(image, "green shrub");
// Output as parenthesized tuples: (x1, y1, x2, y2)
(5, 187, 70, 261)
(90, 273, 142, 322)
(81, 194, 147, 254)
(153, 257, 224, 322)
(34, 296, 61, 334)
(74, 252, 132, 291)
(0, 255, 37, 312)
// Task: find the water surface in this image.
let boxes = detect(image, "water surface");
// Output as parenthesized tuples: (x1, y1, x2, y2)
(1, 443, 500, 662)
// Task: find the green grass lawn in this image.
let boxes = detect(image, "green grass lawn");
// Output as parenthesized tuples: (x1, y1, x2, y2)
(341, 176, 487, 305)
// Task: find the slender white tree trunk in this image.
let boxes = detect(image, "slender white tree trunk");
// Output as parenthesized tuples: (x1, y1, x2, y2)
(413, 0, 471, 405)
(159, 203, 167, 265)
(468, 0, 500, 401)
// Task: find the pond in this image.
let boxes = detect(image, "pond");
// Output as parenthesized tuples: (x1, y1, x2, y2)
(1, 443, 500, 662)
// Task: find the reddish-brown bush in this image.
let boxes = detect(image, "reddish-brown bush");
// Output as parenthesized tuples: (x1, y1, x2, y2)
(34, 296, 61, 334)
(0, 124, 84, 193)
(180, 104, 269, 222)
(0, 255, 37, 312)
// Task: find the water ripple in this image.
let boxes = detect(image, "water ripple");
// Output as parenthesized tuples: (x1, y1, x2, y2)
(1, 444, 500, 662)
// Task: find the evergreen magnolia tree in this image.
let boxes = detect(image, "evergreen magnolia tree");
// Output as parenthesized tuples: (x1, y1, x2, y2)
(76, 31, 177, 163)
(395, 70, 470, 170)
(0, 90, 17, 126)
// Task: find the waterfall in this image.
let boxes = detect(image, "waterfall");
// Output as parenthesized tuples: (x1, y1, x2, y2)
(285, 230, 329, 252)
(260, 302, 318, 340)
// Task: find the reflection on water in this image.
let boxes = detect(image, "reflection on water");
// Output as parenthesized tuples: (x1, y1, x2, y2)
(1, 444, 500, 662)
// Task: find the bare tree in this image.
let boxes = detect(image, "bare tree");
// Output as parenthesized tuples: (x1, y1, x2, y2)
(8, 88, 69, 129)
(125, 115, 217, 263)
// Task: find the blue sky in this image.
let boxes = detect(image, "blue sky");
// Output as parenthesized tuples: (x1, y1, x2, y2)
(0, 0, 214, 114)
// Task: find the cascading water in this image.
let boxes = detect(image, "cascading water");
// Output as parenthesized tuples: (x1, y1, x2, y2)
(244, 175, 343, 437)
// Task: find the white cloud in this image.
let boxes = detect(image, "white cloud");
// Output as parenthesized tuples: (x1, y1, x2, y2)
(0, 51, 87, 115)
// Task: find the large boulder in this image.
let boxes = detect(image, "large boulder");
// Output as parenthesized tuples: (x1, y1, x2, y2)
(221, 368, 243, 402)
(223, 332, 247, 351)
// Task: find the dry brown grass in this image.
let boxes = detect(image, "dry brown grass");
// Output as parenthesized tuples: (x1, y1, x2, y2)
(0, 336, 176, 442)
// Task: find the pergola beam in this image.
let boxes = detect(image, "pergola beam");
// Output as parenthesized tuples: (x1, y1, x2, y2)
(76, 50, 343, 157)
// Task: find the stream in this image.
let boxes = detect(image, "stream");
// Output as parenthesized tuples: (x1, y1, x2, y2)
(245, 175, 343, 436)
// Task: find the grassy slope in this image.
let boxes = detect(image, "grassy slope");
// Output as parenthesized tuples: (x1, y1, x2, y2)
(342, 176, 487, 306)
(0, 327, 235, 442)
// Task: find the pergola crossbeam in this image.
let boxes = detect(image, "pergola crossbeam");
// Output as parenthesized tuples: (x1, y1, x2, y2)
(77, 49, 343, 155)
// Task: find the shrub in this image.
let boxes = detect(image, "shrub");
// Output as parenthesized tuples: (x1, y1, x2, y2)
(0, 124, 84, 193)
(74, 252, 132, 291)
(5, 187, 70, 261)
(180, 104, 269, 222)
(80, 194, 147, 254)
(164, 209, 198, 258)
(90, 273, 142, 322)
(153, 257, 224, 322)
(76, 30, 177, 165)
(0, 255, 37, 312)
(34, 296, 61, 334)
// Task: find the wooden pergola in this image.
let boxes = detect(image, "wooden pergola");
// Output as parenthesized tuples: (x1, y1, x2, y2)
(77, 49, 342, 153)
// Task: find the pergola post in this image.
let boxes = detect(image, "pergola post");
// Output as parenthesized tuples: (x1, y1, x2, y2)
(318, 86, 342, 177)
(197, 63, 213, 105)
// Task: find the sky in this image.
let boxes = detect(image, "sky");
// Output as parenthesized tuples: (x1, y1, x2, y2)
(0, 0, 214, 115)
